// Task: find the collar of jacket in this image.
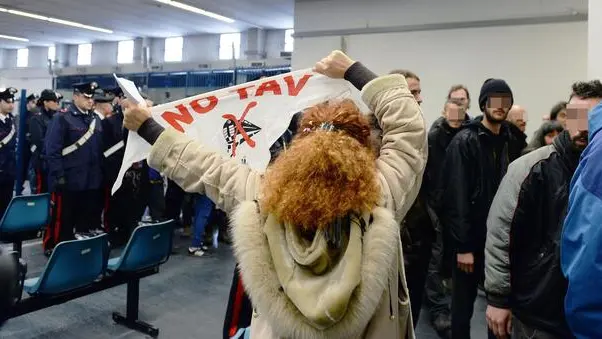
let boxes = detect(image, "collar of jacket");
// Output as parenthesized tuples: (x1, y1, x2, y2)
(41, 108, 55, 119)
(505, 120, 527, 142)
(430, 114, 471, 136)
(553, 130, 582, 174)
(70, 103, 89, 116)
(467, 115, 510, 139)
(0, 113, 12, 124)
(230, 201, 400, 338)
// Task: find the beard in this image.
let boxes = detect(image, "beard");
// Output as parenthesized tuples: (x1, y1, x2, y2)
(484, 109, 508, 124)
(260, 130, 380, 231)
(571, 131, 589, 151)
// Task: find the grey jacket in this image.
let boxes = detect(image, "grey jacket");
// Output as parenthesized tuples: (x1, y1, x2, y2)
(484, 131, 578, 337)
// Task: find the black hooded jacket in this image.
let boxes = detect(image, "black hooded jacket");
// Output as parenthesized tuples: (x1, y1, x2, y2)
(438, 118, 512, 254)
(472, 115, 526, 162)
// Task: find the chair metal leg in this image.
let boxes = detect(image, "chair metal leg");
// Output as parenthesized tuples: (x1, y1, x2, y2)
(112, 278, 159, 337)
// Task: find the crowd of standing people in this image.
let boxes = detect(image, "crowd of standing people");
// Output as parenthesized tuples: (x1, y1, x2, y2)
(1, 48, 601, 339)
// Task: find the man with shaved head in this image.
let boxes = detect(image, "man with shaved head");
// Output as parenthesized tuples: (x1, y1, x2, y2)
(507, 105, 527, 132)
(506, 105, 528, 160)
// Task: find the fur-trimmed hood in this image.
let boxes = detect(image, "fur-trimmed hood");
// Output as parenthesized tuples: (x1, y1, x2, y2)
(231, 201, 401, 339)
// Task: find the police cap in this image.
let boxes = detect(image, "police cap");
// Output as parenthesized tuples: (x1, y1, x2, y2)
(37, 89, 61, 106)
(104, 86, 124, 98)
(94, 89, 115, 103)
(73, 82, 98, 98)
(0, 87, 18, 103)
(26, 93, 39, 102)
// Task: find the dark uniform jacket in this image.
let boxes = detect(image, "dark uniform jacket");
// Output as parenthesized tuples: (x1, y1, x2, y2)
(102, 108, 127, 185)
(485, 130, 578, 338)
(28, 108, 55, 171)
(438, 119, 511, 254)
(44, 104, 103, 192)
(0, 114, 16, 184)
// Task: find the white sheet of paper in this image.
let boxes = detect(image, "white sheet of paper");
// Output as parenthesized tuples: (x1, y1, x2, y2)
(113, 74, 145, 104)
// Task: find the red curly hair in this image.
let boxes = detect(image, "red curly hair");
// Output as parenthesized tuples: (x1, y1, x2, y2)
(260, 99, 380, 231)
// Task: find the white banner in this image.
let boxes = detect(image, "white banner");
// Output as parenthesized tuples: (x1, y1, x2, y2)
(111, 69, 366, 194)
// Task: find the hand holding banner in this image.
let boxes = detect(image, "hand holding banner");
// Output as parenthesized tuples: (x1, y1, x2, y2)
(111, 69, 366, 194)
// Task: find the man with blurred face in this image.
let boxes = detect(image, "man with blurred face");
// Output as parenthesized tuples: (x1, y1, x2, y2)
(438, 78, 514, 339)
(561, 80, 602, 339)
(448, 84, 471, 113)
(506, 105, 528, 159)
(484, 81, 597, 339)
(507, 105, 527, 132)
(0, 88, 17, 216)
(422, 98, 469, 337)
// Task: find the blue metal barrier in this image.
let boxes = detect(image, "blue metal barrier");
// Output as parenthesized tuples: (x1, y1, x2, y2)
(55, 66, 291, 90)
(15, 89, 28, 196)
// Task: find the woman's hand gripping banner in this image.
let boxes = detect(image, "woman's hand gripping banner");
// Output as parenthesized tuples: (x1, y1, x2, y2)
(111, 69, 366, 194)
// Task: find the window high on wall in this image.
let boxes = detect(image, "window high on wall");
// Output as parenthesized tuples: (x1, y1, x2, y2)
(77, 43, 92, 66)
(285, 29, 294, 52)
(164, 36, 183, 62)
(118, 40, 134, 64)
(219, 33, 241, 60)
(17, 48, 28, 67)
(48, 46, 56, 62)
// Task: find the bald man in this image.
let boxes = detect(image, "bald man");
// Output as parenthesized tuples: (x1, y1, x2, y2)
(505, 105, 528, 160)
(507, 105, 527, 132)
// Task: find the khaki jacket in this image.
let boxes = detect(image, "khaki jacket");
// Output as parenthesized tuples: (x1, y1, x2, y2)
(148, 74, 427, 339)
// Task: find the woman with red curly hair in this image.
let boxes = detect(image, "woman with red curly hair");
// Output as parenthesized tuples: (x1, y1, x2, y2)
(123, 51, 427, 339)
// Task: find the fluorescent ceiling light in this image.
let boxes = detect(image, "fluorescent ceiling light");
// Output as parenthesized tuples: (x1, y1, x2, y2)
(0, 7, 113, 33)
(0, 34, 29, 42)
(154, 0, 235, 23)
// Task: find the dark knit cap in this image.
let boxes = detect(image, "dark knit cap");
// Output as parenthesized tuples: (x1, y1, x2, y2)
(478, 78, 513, 112)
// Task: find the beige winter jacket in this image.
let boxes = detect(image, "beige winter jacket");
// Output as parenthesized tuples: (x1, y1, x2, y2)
(148, 74, 427, 339)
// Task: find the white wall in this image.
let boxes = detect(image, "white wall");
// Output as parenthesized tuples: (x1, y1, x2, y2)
(182, 35, 220, 63)
(2, 50, 17, 69)
(293, 22, 587, 138)
(589, 0, 602, 79)
(92, 41, 118, 66)
(294, 0, 587, 32)
(0, 68, 52, 94)
(266, 29, 286, 59)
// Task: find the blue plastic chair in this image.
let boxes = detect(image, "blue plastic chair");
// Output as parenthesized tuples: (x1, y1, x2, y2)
(0, 193, 50, 235)
(23, 234, 109, 295)
(107, 220, 174, 273)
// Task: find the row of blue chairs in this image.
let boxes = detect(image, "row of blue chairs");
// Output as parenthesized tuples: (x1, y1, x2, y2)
(23, 221, 173, 295)
(0, 193, 174, 337)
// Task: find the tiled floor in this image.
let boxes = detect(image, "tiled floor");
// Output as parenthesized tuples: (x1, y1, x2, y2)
(1, 237, 489, 339)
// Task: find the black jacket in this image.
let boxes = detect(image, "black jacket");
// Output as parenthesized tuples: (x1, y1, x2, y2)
(472, 115, 526, 162)
(401, 116, 469, 263)
(424, 116, 470, 209)
(438, 119, 511, 254)
(506, 121, 527, 161)
(485, 130, 578, 338)
(28, 108, 55, 170)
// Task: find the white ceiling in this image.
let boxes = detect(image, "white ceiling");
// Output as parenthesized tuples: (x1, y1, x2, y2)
(0, 0, 589, 49)
(0, 0, 294, 48)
